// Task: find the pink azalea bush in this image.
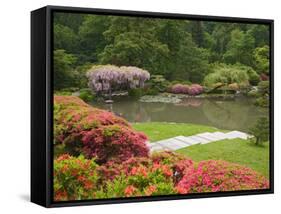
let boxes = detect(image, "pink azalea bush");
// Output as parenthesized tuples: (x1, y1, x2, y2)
(168, 84, 189, 94)
(54, 96, 149, 164)
(54, 152, 269, 201)
(188, 84, 204, 95)
(176, 160, 269, 194)
(169, 83, 204, 95)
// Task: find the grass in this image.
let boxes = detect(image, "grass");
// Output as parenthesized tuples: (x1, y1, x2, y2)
(177, 139, 269, 178)
(132, 122, 223, 142)
(132, 122, 269, 178)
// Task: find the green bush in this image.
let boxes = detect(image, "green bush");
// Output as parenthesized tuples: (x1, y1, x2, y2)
(249, 117, 269, 145)
(128, 88, 144, 98)
(257, 81, 269, 95)
(147, 75, 170, 94)
(145, 88, 159, 95)
(247, 68, 260, 86)
(54, 90, 73, 96)
(54, 155, 99, 201)
(248, 90, 259, 97)
(252, 81, 269, 108)
(254, 96, 269, 108)
(79, 88, 95, 102)
(204, 63, 249, 87)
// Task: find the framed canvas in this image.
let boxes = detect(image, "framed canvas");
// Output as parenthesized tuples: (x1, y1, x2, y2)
(31, 5, 274, 207)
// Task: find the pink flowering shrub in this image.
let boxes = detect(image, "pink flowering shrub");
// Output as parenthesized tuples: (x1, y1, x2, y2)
(176, 160, 269, 194)
(169, 84, 189, 94)
(168, 83, 204, 95)
(53, 153, 269, 201)
(260, 73, 269, 81)
(188, 84, 204, 95)
(80, 125, 148, 163)
(54, 96, 149, 163)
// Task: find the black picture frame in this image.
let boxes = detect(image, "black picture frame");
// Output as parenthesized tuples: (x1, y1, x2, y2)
(31, 5, 274, 208)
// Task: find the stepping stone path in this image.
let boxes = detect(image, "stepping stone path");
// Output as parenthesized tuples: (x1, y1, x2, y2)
(146, 131, 252, 153)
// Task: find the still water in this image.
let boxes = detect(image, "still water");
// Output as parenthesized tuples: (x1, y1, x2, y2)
(90, 97, 268, 132)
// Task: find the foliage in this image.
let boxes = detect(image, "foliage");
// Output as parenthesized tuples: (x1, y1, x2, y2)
(176, 160, 269, 194)
(246, 67, 260, 86)
(188, 84, 204, 95)
(54, 154, 99, 201)
(53, 50, 78, 90)
(254, 45, 270, 74)
(53, 14, 270, 90)
(252, 81, 269, 107)
(204, 64, 249, 87)
(78, 15, 110, 63)
(254, 97, 269, 108)
(223, 29, 255, 67)
(228, 83, 239, 91)
(168, 83, 203, 96)
(260, 73, 269, 81)
(257, 80, 269, 95)
(54, 152, 269, 201)
(54, 24, 78, 54)
(128, 88, 144, 98)
(149, 75, 169, 93)
(249, 117, 269, 145)
(78, 88, 95, 102)
(168, 84, 189, 94)
(54, 96, 149, 163)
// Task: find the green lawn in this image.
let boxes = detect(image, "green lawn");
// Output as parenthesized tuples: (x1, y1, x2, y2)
(132, 122, 223, 142)
(177, 139, 269, 178)
(132, 122, 269, 178)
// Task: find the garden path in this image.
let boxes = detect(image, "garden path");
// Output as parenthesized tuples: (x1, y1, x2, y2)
(146, 131, 252, 152)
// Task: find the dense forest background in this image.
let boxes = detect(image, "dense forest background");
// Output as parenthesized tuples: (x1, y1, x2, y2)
(53, 12, 270, 90)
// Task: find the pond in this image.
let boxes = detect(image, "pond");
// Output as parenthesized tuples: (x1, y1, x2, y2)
(90, 96, 268, 132)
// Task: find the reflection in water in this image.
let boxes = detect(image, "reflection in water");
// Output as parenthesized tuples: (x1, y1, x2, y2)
(90, 97, 268, 131)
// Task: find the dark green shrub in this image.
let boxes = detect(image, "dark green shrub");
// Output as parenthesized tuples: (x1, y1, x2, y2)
(248, 90, 259, 97)
(149, 75, 169, 93)
(257, 81, 269, 95)
(249, 117, 269, 145)
(79, 88, 95, 102)
(145, 88, 159, 95)
(247, 68, 260, 86)
(254, 96, 269, 108)
(128, 88, 144, 98)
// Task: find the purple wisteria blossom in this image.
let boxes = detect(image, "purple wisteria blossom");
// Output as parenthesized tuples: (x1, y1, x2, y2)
(86, 65, 150, 97)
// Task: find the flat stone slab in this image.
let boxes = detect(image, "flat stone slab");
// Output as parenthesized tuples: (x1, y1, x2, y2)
(147, 130, 252, 152)
(212, 132, 229, 140)
(188, 135, 211, 144)
(225, 131, 250, 140)
(149, 144, 166, 152)
(156, 138, 189, 150)
(174, 136, 201, 145)
(196, 132, 222, 141)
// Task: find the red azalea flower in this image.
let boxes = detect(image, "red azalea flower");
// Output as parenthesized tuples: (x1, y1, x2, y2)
(124, 185, 136, 197)
(144, 185, 157, 196)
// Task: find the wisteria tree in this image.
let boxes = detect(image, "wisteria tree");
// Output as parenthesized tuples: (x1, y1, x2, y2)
(86, 65, 150, 99)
